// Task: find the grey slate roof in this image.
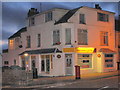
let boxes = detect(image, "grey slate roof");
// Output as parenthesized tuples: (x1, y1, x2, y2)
(19, 48, 62, 55)
(54, 7, 82, 25)
(8, 27, 27, 39)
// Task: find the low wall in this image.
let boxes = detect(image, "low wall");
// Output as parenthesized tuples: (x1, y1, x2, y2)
(2, 68, 33, 86)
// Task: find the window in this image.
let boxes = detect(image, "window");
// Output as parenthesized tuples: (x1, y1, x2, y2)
(78, 54, 92, 68)
(100, 31, 108, 46)
(98, 13, 109, 22)
(45, 11, 52, 22)
(9, 39, 14, 50)
(65, 28, 71, 45)
(78, 29, 88, 45)
(105, 54, 113, 57)
(37, 34, 41, 47)
(79, 14, 86, 24)
(65, 54, 72, 67)
(14, 59, 16, 65)
(26, 36, 31, 48)
(41, 60, 45, 71)
(105, 59, 113, 68)
(4, 61, 9, 65)
(29, 17, 35, 26)
(53, 30, 60, 45)
(41, 55, 52, 72)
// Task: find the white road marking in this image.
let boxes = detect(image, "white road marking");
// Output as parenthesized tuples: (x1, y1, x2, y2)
(98, 86, 109, 90)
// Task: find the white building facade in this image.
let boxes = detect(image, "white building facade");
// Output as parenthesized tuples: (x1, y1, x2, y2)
(2, 5, 118, 76)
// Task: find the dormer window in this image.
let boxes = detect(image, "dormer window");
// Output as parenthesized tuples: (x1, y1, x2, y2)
(45, 11, 52, 22)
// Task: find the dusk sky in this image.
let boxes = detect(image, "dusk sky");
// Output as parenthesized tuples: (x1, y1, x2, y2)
(1, 2, 120, 49)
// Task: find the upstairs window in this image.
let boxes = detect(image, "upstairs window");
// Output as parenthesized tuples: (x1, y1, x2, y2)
(45, 11, 52, 22)
(100, 31, 108, 46)
(26, 36, 31, 48)
(9, 39, 14, 50)
(37, 34, 41, 47)
(29, 17, 35, 26)
(65, 28, 71, 45)
(98, 13, 109, 22)
(53, 30, 60, 45)
(77, 29, 88, 45)
(4, 61, 9, 65)
(79, 14, 86, 24)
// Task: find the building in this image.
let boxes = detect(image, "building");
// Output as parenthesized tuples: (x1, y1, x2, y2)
(2, 5, 118, 76)
(115, 15, 120, 70)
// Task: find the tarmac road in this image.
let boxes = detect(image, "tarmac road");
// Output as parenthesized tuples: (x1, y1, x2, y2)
(42, 76, 120, 89)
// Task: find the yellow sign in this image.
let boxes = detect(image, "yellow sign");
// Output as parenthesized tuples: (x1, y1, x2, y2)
(76, 47, 95, 53)
(63, 47, 95, 53)
(63, 48, 75, 52)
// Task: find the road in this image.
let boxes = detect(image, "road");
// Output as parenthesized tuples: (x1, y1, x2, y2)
(42, 76, 120, 89)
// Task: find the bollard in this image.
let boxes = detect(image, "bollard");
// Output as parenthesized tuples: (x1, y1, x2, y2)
(75, 65, 81, 79)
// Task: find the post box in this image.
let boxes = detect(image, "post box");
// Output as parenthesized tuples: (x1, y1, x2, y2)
(75, 65, 81, 79)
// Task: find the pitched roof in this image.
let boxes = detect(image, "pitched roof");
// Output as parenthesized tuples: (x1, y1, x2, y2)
(54, 7, 82, 25)
(19, 48, 62, 55)
(8, 27, 27, 39)
(99, 48, 116, 53)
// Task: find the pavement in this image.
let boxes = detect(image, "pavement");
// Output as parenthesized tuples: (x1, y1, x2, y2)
(2, 70, 119, 89)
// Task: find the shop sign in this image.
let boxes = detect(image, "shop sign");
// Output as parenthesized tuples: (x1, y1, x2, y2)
(76, 47, 95, 53)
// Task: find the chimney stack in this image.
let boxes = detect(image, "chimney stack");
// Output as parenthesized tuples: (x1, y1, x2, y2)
(95, 4, 102, 10)
(27, 8, 39, 17)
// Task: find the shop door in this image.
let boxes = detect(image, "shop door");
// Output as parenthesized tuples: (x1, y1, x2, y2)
(65, 54, 73, 75)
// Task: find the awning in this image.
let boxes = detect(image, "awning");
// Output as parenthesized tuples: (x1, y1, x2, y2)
(99, 48, 116, 53)
(19, 48, 62, 55)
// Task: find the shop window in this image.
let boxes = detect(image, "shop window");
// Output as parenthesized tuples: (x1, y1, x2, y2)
(4, 61, 9, 65)
(105, 54, 113, 57)
(100, 31, 108, 46)
(78, 54, 92, 68)
(98, 13, 109, 22)
(79, 14, 86, 24)
(83, 54, 90, 57)
(105, 59, 113, 68)
(53, 30, 60, 45)
(65, 28, 71, 45)
(77, 29, 88, 45)
(45, 11, 52, 22)
(41, 60, 45, 71)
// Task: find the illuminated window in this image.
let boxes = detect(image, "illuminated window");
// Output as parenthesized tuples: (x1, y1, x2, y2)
(45, 11, 52, 22)
(9, 39, 14, 49)
(77, 29, 88, 45)
(79, 14, 86, 24)
(65, 28, 71, 45)
(53, 30, 60, 45)
(98, 13, 109, 22)
(78, 54, 92, 68)
(26, 36, 31, 48)
(100, 31, 108, 46)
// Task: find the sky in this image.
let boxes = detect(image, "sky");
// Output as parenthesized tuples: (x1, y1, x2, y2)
(1, 2, 120, 49)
